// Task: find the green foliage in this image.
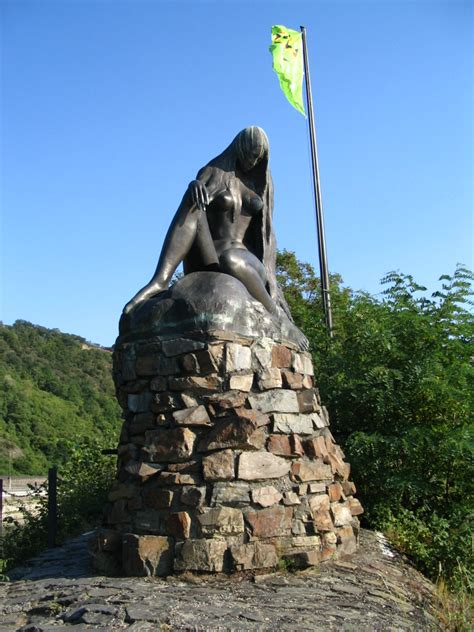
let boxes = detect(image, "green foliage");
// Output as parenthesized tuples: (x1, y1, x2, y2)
(0, 321, 122, 474)
(1, 441, 116, 573)
(276, 251, 474, 587)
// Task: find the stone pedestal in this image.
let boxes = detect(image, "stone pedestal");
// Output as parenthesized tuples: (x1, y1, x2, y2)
(95, 328, 363, 576)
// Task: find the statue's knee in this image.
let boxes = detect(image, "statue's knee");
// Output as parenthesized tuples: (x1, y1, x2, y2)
(219, 250, 243, 275)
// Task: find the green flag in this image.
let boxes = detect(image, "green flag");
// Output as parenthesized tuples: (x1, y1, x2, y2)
(269, 25, 305, 116)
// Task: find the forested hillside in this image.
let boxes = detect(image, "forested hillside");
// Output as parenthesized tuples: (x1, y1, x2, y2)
(0, 321, 121, 474)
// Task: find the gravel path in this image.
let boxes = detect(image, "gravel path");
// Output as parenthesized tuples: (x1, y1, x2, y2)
(0, 530, 438, 631)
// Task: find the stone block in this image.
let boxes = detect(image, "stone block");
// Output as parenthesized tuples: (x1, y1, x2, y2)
(174, 539, 227, 572)
(248, 389, 299, 414)
(251, 485, 283, 507)
(282, 491, 300, 506)
(245, 505, 293, 538)
(297, 389, 319, 413)
(166, 511, 191, 539)
(327, 482, 343, 502)
(202, 450, 235, 481)
(128, 392, 154, 413)
(134, 510, 166, 534)
(96, 528, 122, 552)
(143, 488, 174, 509)
(168, 375, 222, 391)
(331, 502, 353, 527)
(182, 350, 219, 375)
(230, 542, 278, 570)
(204, 391, 247, 411)
(226, 343, 252, 372)
(180, 392, 201, 408)
(150, 376, 167, 392)
(291, 519, 306, 535)
(197, 507, 244, 537)
(211, 482, 251, 507)
(200, 417, 264, 452)
(280, 370, 304, 390)
(238, 452, 290, 480)
(162, 338, 206, 357)
(229, 374, 254, 391)
(337, 526, 358, 556)
(342, 480, 357, 496)
(172, 405, 211, 426)
(108, 499, 129, 524)
(272, 413, 313, 435)
(151, 392, 181, 413)
(108, 482, 138, 502)
(292, 353, 314, 375)
(309, 412, 327, 429)
(130, 412, 156, 434)
(232, 407, 270, 427)
(180, 486, 206, 507)
(136, 355, 179, 377)
(291, 460, 333, 482)
(122, 534, 174, 577)
(143, 427, 196, 462)
(251, 338, 274, 369)
(267, 434, 304, 457)
(291, 535, 321, 548)
(157, 472, 201, 485)
(283, 549, 320, 568)
(304, 436, 329, 460)
(257, 368, 283, 390)
(348, 497, 364, 516)
(271, 344, 292, 368)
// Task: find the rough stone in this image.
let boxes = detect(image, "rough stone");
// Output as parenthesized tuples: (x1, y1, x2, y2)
(327, 482, 343, 502)
(230, 542, 278, 570)
(257, 368, 282, 390)
(128, 392, 154, 413)
(200, 417, 264, 452)
(182, 349, 219, 375)
(304, 435, 329, 460)
(136, 355, 179, 377)
(267, 434, 304, 457)
(130, 412, 156, 434)
(125, 461, 163, 480)
(134, 510, 166, 534)
(291, 535, 321, 548)
(151, 392, 181, 413)
(271, 344, 292, 368)
(143, 427, 196, 462)
(226, 343, 252, 372)
(310, 412, 328, 429)
(143, 488, 174, 509)
(150, 376, 167, 392)
(337, 526, 358, 555)
(167, 511, 191, 539)
(248, 389, 299, 414)
(162, 338, 206, 356)
(229, 373, 254, 391)
(202, 450, 235, 481)
(180, 392, 201, 408)
(272, 413, 313, 435)
(108, 482, 138, 502)
(342, 480, 357, 496)
(238, 452, 290, 480)
(245, 506, 292, 538)
(297, 389, 319, 413)
(348, 497, 364, 516)
(180, 486, 206, 507)
(210, 482, 251, 507)
(292, 460, 333, 482)
(331, 502, 353, 527)
(172, 405, 211, 426)
(251, 338, 274, 369)
(157, 472, 201, 485)
(251, 486, 283, 507)
(168, 375, 222, 391)
(283, 491, 300, 506)
(197, 507, 244, 537)
(280, 370, 304, 390)
(174, 539, 227, 572)
(292, 353, 314, 375)
(204, 390, 247, 411)
(122, 534, 173, 576)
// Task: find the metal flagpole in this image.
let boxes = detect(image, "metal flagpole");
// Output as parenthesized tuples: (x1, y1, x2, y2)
(300, 26, 333, 336)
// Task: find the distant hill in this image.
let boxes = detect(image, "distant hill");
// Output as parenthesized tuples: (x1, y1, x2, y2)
(0, 321, 122, 475)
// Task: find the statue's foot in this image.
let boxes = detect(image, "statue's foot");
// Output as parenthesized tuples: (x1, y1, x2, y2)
(288, 321, 309, 351)
(122, 283, 167, 315)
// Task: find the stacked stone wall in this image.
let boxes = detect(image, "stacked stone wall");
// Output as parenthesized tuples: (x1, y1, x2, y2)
(96, 333, 363, 575)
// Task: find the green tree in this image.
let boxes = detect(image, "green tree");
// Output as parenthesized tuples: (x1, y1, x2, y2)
(277, 251, 474, 586)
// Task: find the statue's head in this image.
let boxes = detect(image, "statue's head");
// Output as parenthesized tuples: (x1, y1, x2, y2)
(235, 126, 269, 172)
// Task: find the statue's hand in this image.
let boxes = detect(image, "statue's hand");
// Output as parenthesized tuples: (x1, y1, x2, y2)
(188, 180, 209, 211)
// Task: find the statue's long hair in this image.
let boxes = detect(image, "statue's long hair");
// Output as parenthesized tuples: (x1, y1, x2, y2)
(184, 127, 291, 319)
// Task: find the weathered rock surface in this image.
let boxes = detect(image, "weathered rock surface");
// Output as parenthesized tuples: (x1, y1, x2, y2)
(1, 530, 438, 631)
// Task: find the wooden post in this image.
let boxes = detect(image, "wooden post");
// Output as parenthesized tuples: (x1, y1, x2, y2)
(47, 467, 57, 548)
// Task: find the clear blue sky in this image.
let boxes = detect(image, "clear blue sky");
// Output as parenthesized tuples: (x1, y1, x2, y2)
(1, 0, 472, 347)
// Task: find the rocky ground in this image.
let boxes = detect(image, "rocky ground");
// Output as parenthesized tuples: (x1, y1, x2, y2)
(0, 529, 439, 631)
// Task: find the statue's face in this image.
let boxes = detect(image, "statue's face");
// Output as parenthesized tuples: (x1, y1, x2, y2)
(236, 127, 268, 172)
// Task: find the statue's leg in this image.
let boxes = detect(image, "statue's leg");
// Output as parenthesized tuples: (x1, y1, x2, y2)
(219, 248, 278, 316)
(123, 202, 201, 313)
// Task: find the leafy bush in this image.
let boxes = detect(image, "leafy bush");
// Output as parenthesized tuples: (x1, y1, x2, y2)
(1, 441, 115, 574)
(277, 251, 474, 588)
